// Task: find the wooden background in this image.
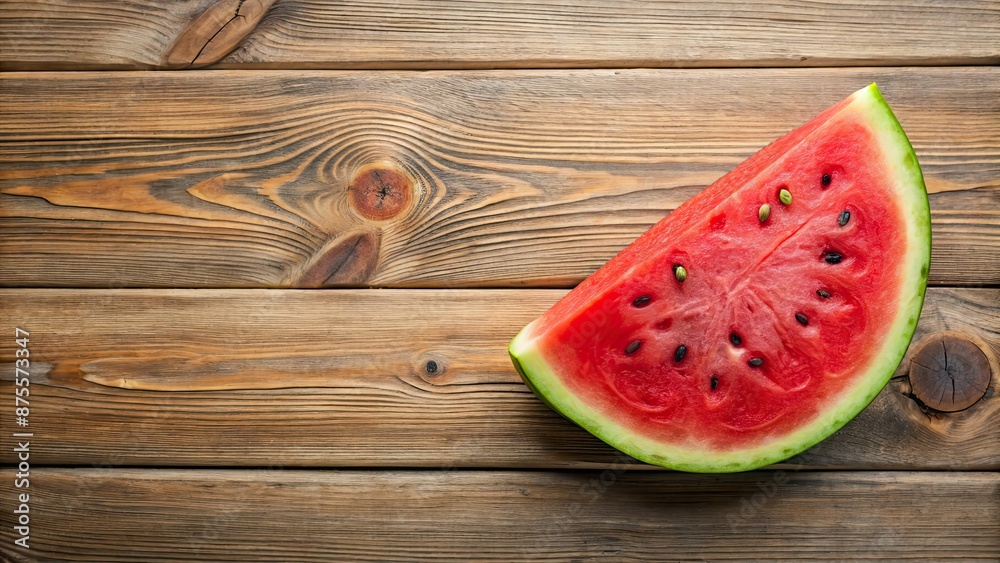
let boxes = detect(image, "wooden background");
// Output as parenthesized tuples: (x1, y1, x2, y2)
(1, 1, 998, 560)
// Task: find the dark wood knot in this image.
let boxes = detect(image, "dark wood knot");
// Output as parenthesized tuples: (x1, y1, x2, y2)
(349, 164, 413, 221)
(908, 334, 991, 412)
(416, 352, 447, 382)
(163, 0, 275, 68)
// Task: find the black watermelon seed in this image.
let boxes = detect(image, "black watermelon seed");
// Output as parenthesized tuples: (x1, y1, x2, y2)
(674, 344, 687, 363)
(824, 252, 843, 264)
(748, 357, 764, 368)
(817, 289, 831, 299)
(730, 333, 742, 347)
(710, 376, 719, 390)
(795, 313, 809, 326)
(625, 340, 641, 355)
(632, 295, 652, 308)
(821, 173, 832, 187)
(425, 361, 438, 374)
(838, 210, 851, 226)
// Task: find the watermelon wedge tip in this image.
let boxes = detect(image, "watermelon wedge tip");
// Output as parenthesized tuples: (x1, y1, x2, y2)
(509, 83, 930, 472)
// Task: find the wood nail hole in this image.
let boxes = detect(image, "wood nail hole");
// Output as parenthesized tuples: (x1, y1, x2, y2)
(908, 334, 991, 412)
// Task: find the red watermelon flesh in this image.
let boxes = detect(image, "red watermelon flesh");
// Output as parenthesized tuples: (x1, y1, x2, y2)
(509, 84, 930, 472)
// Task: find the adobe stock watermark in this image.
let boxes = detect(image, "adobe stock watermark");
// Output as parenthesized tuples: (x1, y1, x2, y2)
(722, 444, 829, 532)
(185, 464, 285, 554)
(11, 328, 33, 550)
(526, 451, 634, 558)
(724, 469, 790, 532)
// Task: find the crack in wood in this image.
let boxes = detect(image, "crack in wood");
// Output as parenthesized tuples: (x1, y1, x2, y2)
(908, 334, 992, 413)
(189, 0, 246, 68)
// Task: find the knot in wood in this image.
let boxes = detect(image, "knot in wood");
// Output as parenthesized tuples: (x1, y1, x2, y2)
(416, 352, 447, 382)
(349, 164, 413, 221)
(908, 334, 991, 412)
(163, 0, 276, 68)
(293, 231, 380, 288)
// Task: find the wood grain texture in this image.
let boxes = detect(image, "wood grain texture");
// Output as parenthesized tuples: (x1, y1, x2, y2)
(0, 287, 995, 469)
(1, 469, 997, 561)
(1, 0, 998, 70)
(1, 67, 998, 288)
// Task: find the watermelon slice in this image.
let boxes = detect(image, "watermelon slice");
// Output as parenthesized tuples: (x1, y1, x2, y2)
(509, 84, 930, 472)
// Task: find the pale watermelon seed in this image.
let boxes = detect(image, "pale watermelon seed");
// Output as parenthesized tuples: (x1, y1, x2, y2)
(673, 265, 687, 282)
(758, 204, 771, 223)
(748, 357, 764, 368)
(779, 188, 792, 205)
(674, 345, 687, 363)
(625, 340, 641, 355)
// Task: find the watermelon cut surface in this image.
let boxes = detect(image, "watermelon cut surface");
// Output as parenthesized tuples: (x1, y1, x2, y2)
(509, 84, 930, 472)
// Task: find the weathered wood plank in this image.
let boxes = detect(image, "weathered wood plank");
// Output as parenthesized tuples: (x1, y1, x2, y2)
(1, 68, 997, 288)
(1, 469, 997, 561)
(0, 288, 995, 469)
(1, 0, 997, 70)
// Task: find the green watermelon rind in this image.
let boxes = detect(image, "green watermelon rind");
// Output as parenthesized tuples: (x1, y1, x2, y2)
(509, 84, 931, 473)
